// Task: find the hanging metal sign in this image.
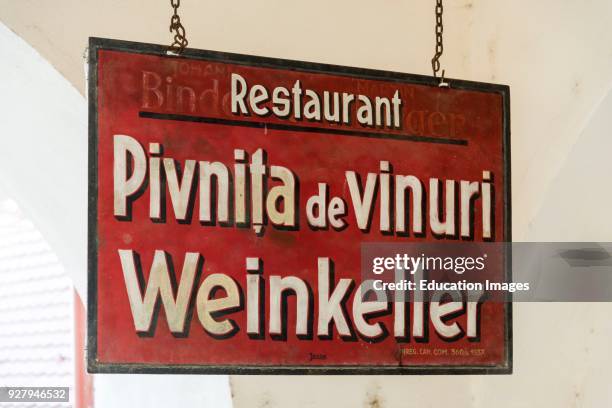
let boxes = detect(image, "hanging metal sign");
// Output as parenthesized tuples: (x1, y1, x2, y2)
(88, 37, 511, 374)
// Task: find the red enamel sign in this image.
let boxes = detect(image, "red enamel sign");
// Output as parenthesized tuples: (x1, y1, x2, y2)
(88, 38, 511, 374)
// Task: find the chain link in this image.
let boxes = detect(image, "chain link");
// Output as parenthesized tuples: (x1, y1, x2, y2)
(431, 0, 444, 80)
(168, 0, 188, 54)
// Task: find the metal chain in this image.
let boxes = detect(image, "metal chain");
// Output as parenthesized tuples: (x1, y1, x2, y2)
(431, 0, 448, 85)
(168, 0, 188, 54)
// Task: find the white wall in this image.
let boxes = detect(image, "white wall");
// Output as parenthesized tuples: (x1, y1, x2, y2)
(2, 1, 612, 407)
(0, 22, 87, 298)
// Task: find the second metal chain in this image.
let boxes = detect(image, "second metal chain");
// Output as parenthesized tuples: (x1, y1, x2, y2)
(168, 0, 188, 54)
(431, 0, 445, 81)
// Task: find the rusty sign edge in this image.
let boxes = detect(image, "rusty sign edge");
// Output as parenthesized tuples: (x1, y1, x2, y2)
(86, 36, 512, 375)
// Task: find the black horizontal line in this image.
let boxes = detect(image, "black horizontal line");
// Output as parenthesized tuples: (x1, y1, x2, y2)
(139, 111, 468, 146)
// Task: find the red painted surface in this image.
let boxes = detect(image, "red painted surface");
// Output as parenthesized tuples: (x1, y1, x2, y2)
(75, 292, 93, 407)
(94, 49, 508, 368)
